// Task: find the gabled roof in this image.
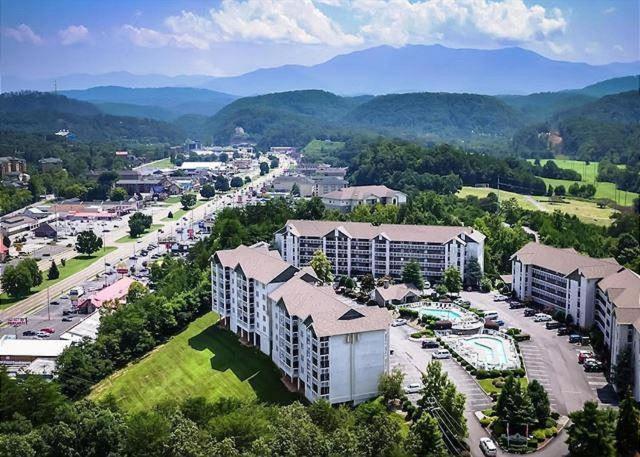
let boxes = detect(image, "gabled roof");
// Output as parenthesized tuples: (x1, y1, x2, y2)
(213, 243, 297, 284)
(269, 277, 392, 337)
(375, 283, 421, 302)
(323, 185, 405, 201)
(598, 268, 640, 330)
(512, 242, 619, 278)
(279, 220, 485, 244)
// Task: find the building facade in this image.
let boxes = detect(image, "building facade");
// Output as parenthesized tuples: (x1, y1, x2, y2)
(511, 242, 620, 329)
(275, 220, 485, 284)
(211, 243, 391, 404)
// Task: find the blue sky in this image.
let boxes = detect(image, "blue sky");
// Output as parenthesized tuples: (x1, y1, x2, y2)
(1, 0, 638, 80)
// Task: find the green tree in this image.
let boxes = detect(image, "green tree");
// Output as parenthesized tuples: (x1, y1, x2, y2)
(294, 197, 325, 220)
(181, 193, 197, 210)
(230, 176, 243, 188)
(496, 375, 535, 431)
(259, 162, 270, 176)
(75, 230, 103, 255)
(378, 367, 405, 402)
(47, 260, 60, 280)
(360, 274, 376, 294)
(402, 260, 424, 290)
(555, 184, 566, 196)
(22, 258, 42, 287)
(110, 187, 128, 202)
(270, 157, 279, 169)
(567, 401, 616, 457)
(244, 176, 251, 184)
(215, 175, 230, 192)
(200, 184, 215, 199)
(127, 281, 149, 303)
(406, 412, 447, 457)
(527, 379, 550, 426)
(1, 264, 33, 297)
(616, 394, 640, 457)
(290, 183, 301, 197)
(443, 267, 462, 294)
(465, 258, 483, 288)
(310, 250, 333, 284)
(129, 212, 152, 238)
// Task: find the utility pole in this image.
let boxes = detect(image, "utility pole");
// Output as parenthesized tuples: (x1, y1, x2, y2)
(47, 287, 51, 321)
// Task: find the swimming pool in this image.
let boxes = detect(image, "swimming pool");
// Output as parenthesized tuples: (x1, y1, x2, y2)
(465, 336, 509, 365)
(446, 333, 520, 370)
(420, 307, 465, 322)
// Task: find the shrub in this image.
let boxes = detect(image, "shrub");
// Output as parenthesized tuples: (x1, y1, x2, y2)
(476, 369, 489, 379)
(492, 379, 505, 388)
(506, 327, 522, 336)
(550, 411, 560, 420)
(399, 308, 419, 319)
(479, 417, 493, 427)
(470, 369, 477, 376)
(527, 438, 539, 448)
(402, 400, 412, 411)
(488, 369, 501, 378)
(465, 365, 473, 372)
(410, 332, 423, 339)
(533, 430, 546, 442)
(544, 426, 557, 438)
(514, 334, 531, 342)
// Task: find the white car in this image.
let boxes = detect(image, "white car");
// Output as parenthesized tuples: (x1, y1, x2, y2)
(432, 349, 451, 359)
(479, 437, 498, 456)
(392, 318, 407, 327)
(534, 313, 552, 322)
(405, 383, 422, 394)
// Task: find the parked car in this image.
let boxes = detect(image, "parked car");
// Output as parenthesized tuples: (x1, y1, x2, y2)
(62, 317, 73, 322)
(495, 319, 505, 326)
(545, 321, 562, 330)
(584, 359, 604, 372)
(569, 334, 582, 344)
(40, 327, 55, 334)
(580, 336, 591, 346)
(36, 331, 50, 338)
(524, 308, 537, 317)
(578, 350, 595, 364)
(533, 313, 552, 322)
(422, 339, 439, 349)
(484, 311, 499, 320)
(509, 301, 524, 309)
(22, 330, 36, 336)
(432, 349, 451, 359)
(479, 437, 498, 457)
(404, 383, 423, 394)
(392, 318, 407, 327)
(557, 327, 571, 336)
(50, 300, 60, 306)
(495, 294, 509, 301)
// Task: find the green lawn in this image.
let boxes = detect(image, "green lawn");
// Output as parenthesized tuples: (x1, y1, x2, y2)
(302, 139, 346, 163)
(161, 200, 206, 221)
(139, 157, 174, 170)
(540, 177, 638, 206)
(0, 247, 116, 310)
(89, 312, 298, 413)
(164, 196, 182, 204)
(478, 377, 528, 396)
(457, 186, 616, 226)
(115, 224, 163, 243)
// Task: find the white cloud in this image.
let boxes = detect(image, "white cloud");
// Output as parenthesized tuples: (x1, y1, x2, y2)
(2, 24, 43, 45)
(603, 7, 616, 14)
(351, 0, 567, 46)
(122, 0, 361, 49)
(613, 44, 624, 52)
(58, 25, 90, 45)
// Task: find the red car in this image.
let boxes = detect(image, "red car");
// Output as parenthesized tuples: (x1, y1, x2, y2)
(40, 327, 55, 334)
(578, 350, 594, 364)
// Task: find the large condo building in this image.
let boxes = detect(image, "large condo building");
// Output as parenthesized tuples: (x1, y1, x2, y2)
(511, 242, 620, 329)
(211, 243, 391, 404)
(321, 185, 407, 212)
(512, 242, 640, 401)
(275, 220, 485, 283)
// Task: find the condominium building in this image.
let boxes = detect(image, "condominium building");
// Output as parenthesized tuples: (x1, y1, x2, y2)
(511, 242, 620, 328)
(275, 220, 485, 283)
(269, 276, 391, 404)
(594, 268, 640, 401)
(211, 242, 392, 404)
(321, 185, 407, 212)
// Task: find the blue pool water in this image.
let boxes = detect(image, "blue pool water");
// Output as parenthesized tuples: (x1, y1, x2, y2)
(465, 336, 509, 365)
(420, 307, 464, 321)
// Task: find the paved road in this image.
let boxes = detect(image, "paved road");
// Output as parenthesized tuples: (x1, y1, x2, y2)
(0, 159, 290, 325)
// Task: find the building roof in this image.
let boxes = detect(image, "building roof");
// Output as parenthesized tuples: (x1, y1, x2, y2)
(270, 276, 392, 337)
(375, 283, 421, 302)
(116, 179, 163, 185)
(280, 220, 485, 244)
(0, 336, 71, 358)
(0, 214, 38, 228)
(323, 185, 405, 201)
(213, 243, 297, 284)
(598, 268, 640, 330)
(90, 277, 136, 308)
(511, 242, 620, 278)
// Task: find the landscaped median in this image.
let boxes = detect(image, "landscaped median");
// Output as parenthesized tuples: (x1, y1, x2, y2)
(161, 200, 207, 221)
(0, 246, 116, 310)
(89, 312, 299, 413)
(115, 224, 162, 243)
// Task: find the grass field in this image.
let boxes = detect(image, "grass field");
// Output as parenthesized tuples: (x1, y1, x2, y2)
(138, 157, 174, 170)
(161, 200, 206, 221)
(89, 312, 298, 412)
(0, 247, 116, 310)
(457, 186, 616, 226)
(478, 377, 528, 396)
(539, 177, 638, 206)
(115, 224, 162, 243)
(527, 159, 601, 183)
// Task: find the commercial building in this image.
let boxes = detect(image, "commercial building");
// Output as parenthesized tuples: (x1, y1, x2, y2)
(210, 242, 391, 404)
(511, 242, 620, 328)
(38, 157, 63, 172)
(275, 220, 485, 283)
(271, 175, 316, 197)
(0, 335, 71, 363)
(321, 185, 407, 212)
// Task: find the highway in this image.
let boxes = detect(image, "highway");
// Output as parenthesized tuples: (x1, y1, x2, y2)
(0, 158, 290, 325)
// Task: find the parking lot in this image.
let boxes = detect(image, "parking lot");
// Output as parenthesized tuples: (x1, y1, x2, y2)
(461, 291, 618, 414)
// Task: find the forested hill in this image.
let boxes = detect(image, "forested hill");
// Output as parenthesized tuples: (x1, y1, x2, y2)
(0, 92, 184, 143)
(555, 91, 640, 124)
(344, 92, 522, 139)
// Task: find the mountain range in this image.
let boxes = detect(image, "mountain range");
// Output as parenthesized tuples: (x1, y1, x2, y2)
(4, 45, 639, 96)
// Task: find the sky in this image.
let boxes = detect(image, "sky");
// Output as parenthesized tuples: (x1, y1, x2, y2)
(1, 0, 638, 80)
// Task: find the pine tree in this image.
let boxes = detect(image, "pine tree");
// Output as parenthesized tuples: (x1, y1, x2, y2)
(47, 260, 60, 280)
(616, 394, 640, 457)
